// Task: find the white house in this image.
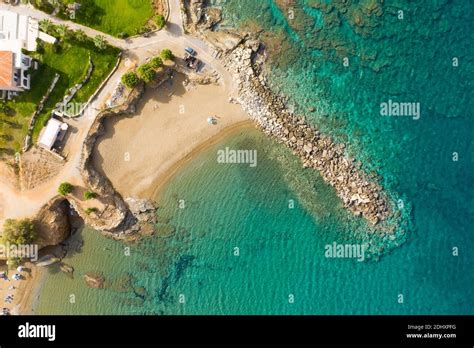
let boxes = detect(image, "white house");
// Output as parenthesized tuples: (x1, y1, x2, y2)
(38, 118, 69, 151)
(0, 10, 56, 94)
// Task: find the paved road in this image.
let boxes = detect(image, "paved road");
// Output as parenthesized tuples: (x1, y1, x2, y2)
(0, 0, 236, 227)
(0, 1, 233, 86)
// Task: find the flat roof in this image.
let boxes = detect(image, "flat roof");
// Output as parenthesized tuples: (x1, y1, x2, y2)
(38, 118, 63, 150)
(0, 50, 13, 88)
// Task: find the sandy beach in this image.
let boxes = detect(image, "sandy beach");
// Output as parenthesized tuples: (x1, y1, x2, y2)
(1, 70, 254, 316)
(0, 262, 44, 315)
(93, 72, 252, 199)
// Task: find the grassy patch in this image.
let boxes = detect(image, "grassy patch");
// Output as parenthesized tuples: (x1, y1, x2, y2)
(0, 39, 119, 156)
(59, 0, 154, 37)
(30, 41, 119, 141)
(0, 67, 45, 155)
(91, 0, 154, 36)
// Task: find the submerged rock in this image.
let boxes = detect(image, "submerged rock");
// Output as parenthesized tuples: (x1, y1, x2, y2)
(59, 262, 74, 276)
(84, 272, 105, 289)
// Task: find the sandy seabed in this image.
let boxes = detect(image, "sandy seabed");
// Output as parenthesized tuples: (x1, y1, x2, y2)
(93, 72, 252, 199)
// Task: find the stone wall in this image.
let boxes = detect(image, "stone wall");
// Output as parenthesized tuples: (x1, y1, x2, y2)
(23, 73, 60, 152)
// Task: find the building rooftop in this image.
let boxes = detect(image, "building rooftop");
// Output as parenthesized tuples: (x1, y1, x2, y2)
(0, 10, 39, 52)
(0, 50, 13, 88)
(38, 118, 68, 151)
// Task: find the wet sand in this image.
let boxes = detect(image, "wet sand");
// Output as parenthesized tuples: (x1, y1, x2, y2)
(93, 73, 251, 199)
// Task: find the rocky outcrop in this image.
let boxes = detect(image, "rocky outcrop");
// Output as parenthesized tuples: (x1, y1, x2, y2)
(222, 44, 393, 226)
(125, 198, 157, 225)
(183, 0, 222, 31)
(34, 197, 71, 249)
(183, 2, 398, 229)
(59, 262, 74, 278)
(78, 70, 174, 239)
(84, 272, 105, 289)
(78, 83, 147, 238)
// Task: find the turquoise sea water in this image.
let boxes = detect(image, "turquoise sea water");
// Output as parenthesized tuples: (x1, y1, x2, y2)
(36, 0, 473, 314)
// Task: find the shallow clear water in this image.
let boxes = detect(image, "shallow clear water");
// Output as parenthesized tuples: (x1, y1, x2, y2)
(37, 128, 472, 314)
(36, 0, 473, 314)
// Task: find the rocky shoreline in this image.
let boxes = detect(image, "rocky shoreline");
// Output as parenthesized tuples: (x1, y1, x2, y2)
(182, 1, 398, 230)
(76, 74, 173, 240)
(25, 82, 157, 258)
(30, 0, 403, 254)
(224, 45, 392, 226)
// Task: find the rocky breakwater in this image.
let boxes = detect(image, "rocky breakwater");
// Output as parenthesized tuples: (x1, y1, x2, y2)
(180, 1, 396, 228)
(222, 43, 395, 228)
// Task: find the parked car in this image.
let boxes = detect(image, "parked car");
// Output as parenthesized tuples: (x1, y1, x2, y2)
(184, 47, 196, 56)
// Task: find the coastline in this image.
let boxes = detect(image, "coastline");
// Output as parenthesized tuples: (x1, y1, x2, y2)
(2, 0, 407, 315)
(0, 263, 45, 315)
(16, 265, 46, 315)
(93, 72, 251, 201)
(149, 120, 254, 199)
(13, 83, 253, 315)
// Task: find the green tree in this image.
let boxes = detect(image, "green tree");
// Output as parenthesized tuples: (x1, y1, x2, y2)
(1, 219, 36, 246)
(56, 24, 71, 39)
(149, 56, 163, 69)
(154, 14, 166, 29)
(0, 102, 11, 115)
(75, 0, 102, 24)
(39, 19, 54, 34)
(137, 64, 155, 84)
(85, 207, 98, 215)
(93, 35, 107, 50)
(58, 182, 74, 196)
(121, 72, 139, 89)
(36, 38, 45, 54)
(161, 49, 174, 61)
(74, 29, 87, 43)
(84, 191, 96, 200)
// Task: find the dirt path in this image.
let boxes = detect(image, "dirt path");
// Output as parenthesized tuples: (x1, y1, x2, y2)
(0, 0, 239, 227)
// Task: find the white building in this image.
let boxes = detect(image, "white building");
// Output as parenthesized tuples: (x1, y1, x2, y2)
(0, 10, 56, 94)
(38, 118, 68, 151)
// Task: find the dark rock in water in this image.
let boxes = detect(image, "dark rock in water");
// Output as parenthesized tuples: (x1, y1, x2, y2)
(133, 286, 148, 301)
(84, 272, 105, 289)
(157, 224, 176, 237)
(112, 273, 134, 292)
